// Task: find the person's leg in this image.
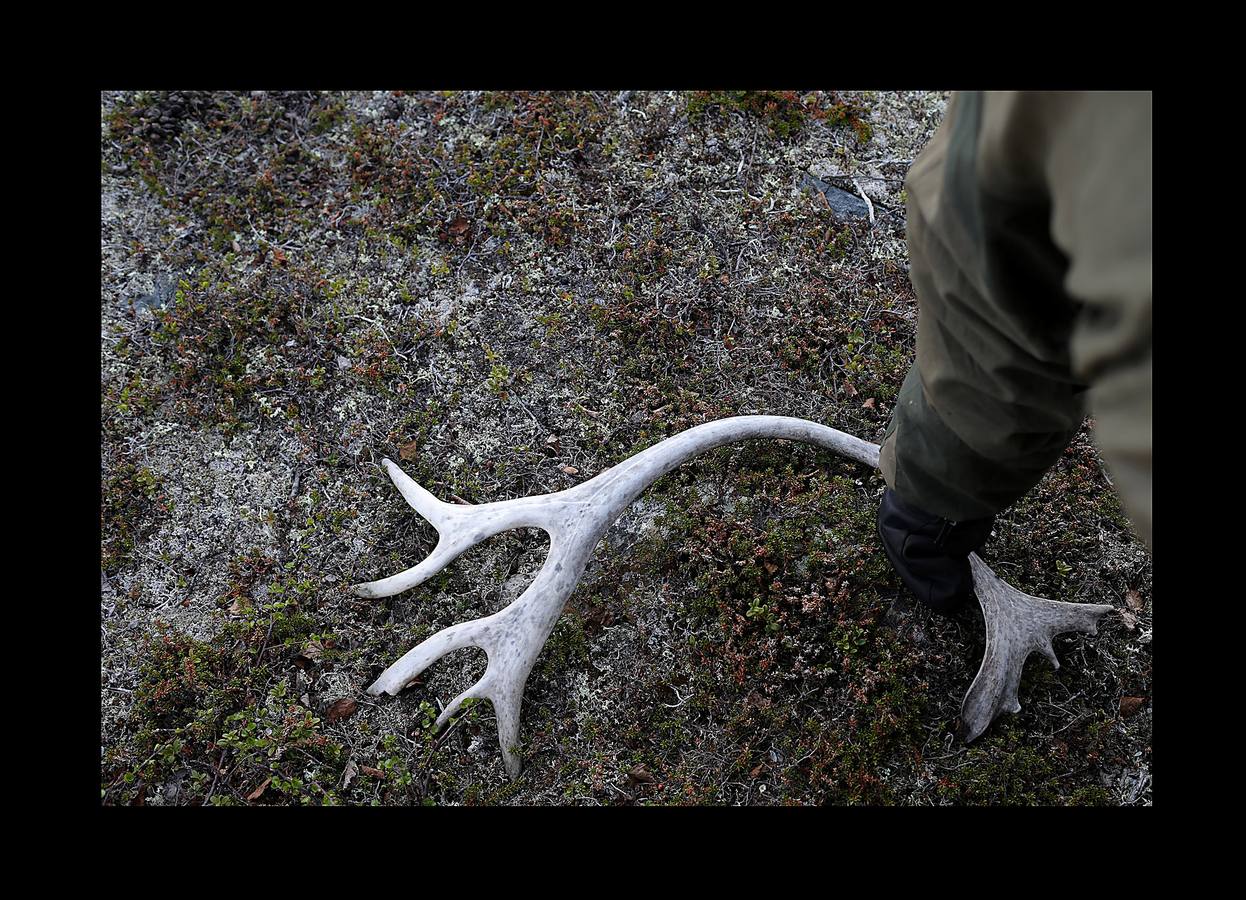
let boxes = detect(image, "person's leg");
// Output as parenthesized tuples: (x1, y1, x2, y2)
(879, 92, 1088, 526)
(1044, 92, 1152, 548)
(875, 92, 1150, 612)
(879, 91, 1152, 612)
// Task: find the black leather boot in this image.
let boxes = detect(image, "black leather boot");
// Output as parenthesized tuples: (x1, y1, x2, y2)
(876, 488, 994, 614)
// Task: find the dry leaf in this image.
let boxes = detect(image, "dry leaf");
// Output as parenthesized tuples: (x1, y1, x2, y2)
(1125, 589, 1144, 612)
(360, 765, 385, 779)
(561, 465, 579, 475)
(1120, 610, 1138, 630)
(862, 397, 876, 410)
(444, 216, 472, 244)
(628, 765, 656, 784)
(247, 777, 272, 801)
(1119, 696, 1145, 718)
(398, 440, 421, 461)
(325, 698, 358, 722)
(300, 640, 324, 662)
(341, 758, 359, 790)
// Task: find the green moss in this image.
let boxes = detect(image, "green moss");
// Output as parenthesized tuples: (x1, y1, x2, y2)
(101, 461, 171, 574)
(934, 725, 1111, 805)
(686, 91, 873, 143)
(687, 91, 809, 139)
(102, 563, 346, 806)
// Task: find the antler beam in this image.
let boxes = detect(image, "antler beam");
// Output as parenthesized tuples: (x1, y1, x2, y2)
(354, 415, 1111, 778)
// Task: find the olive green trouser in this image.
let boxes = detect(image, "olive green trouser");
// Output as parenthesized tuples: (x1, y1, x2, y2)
(878, 92, 1152, 547)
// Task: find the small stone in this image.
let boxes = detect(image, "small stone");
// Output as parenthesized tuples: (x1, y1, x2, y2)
(801, 174, 870, 219)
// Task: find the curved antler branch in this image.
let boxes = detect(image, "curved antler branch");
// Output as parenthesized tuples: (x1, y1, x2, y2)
(354, 415, 1113, 778)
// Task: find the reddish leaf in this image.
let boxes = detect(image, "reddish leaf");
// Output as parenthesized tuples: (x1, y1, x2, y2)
(444, 216, 472, 245)
(360, 765, 386, 779)
(398, 440, 421, 461)
(1119, 696, 1145, 718)
(862, 397, 876, 410)
(247, 777, 272, 801)
(325, 698, 358, 722)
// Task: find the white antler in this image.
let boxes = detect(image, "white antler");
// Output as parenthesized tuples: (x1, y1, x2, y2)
(354, 415, 1111, 778)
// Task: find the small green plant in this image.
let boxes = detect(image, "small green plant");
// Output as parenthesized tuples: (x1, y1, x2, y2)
(483, 344, 511, 397)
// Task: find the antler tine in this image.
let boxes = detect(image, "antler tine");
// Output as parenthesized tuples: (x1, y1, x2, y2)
(435, 682, 492, 730)
(494, 692, 525, 780)
(351, 458, 458, 598)
(352, 540, 459, 599)
(365, 548, 576, 777)
(379, 457, 454, 530)
(367, 615, 498, 696)
(352, 458, 549, 599)
(959, 553, 1114, 741)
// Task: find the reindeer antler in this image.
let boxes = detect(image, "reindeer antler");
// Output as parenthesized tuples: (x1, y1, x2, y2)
(354, 415, 1111, 778)
(958, 554, 1112, 741)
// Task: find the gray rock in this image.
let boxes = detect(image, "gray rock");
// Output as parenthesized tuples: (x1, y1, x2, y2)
(801, 174, 869, 219)
(129, 273, 176, 314)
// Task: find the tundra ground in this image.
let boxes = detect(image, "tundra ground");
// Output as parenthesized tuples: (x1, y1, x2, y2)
(100, 90, 1151, 806)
